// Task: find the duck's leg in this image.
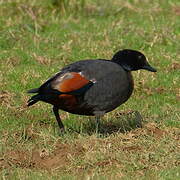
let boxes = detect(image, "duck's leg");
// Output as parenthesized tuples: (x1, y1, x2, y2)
(53, 106, 64, 132)
(94, 111, 105, 134)
(95, 116, 101, 134)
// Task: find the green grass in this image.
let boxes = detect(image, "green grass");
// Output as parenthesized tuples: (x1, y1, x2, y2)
(0, 0, 179, 179)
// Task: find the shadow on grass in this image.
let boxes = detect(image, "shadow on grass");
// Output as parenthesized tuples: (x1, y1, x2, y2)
(66, 111, 143, 136)
(17, 111, 143, 139)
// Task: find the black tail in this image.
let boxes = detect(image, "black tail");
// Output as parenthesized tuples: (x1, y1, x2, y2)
(27, 88, 39, 93)
(27, 94, 42, 106)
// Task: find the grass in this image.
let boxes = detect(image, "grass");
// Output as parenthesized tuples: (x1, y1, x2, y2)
(0, 0, 179, 179)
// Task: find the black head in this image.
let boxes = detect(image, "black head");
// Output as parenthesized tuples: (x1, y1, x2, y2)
(112, 49, 157, 72)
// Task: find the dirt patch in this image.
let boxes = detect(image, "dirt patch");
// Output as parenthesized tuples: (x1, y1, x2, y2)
(144, 123, 166, 138)
(0, 151, 30, 169)
(114, 122, 167, 140)
(143, 87, 166, 95)
(172, 6, 180, 16)
(0, 143, 85, 171)
(31, 145, 70, 170)
(168, 62, 180, 71)
(95, 159, 120, 168)
(122, 145, 142, 151)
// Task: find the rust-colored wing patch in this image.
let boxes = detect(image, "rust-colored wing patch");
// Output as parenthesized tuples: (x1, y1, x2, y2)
(51, 72, 91, 109)
(52, 72, 90, 93)
(60, 72, 90, 92)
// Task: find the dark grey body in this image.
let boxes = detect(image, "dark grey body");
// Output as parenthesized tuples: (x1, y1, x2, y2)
(46, 60, 134, 115)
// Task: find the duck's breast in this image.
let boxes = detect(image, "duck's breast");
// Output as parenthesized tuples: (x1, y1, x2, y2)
(83, 65, 134, 113)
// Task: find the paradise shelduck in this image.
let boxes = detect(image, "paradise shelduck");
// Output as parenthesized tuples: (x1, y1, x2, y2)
(27, 49, 157, 132)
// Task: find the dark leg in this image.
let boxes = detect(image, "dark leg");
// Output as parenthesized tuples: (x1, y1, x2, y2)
(53, 106, 64, 131)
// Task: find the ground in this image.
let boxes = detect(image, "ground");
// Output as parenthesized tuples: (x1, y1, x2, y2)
(0, 0, 179, 179)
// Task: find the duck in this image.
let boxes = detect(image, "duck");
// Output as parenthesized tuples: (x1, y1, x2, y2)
(27, 49, 157, 132)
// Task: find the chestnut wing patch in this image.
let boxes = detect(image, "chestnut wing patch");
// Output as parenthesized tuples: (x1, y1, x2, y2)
(51, 72, 94, 95)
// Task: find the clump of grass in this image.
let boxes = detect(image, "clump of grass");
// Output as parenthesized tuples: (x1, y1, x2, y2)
(51, 0, 86, 15)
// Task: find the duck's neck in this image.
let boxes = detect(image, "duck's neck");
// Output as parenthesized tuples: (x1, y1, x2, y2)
(111, 59, 132, 72)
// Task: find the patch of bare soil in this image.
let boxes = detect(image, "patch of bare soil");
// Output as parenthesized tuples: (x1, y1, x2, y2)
(172, 6, 180, 16)
(144, 122, 167, 138)
(122, 145, 142, 151)
(168, 62, 180, 71)
(0, 143, 84, 171)
(95, 159, 120, 168)
(143, 87, 166, 95)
